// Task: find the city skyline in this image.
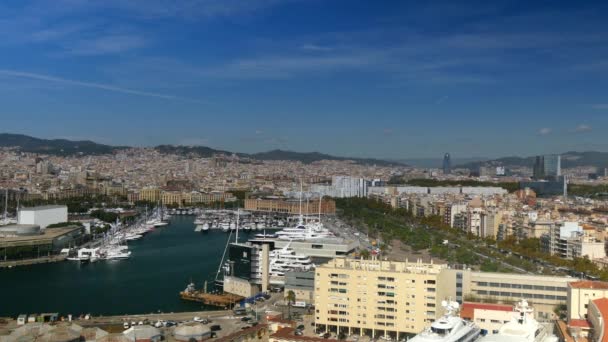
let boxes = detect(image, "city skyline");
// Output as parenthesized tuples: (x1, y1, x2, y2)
(1, 1, 608, 158)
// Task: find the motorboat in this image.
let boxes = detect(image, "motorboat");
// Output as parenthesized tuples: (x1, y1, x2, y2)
(409, 301, 481, 342)
(477, 300, 558, 342)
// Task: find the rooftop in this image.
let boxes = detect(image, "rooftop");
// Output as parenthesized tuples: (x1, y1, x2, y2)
(19, 205, 68, 211)
(569, 281, 608, 290)
(460, 302, 513, 319)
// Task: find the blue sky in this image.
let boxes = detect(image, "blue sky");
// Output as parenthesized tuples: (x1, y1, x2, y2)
(1, 0, 608, 159)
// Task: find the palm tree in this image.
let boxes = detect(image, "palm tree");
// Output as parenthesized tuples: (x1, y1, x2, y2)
(286, 290, 296, 320)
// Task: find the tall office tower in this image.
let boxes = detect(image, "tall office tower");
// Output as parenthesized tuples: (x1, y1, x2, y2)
(442, 153, 451, 174)
(533, 156, 545, 179)
(543, 154, 561, 177)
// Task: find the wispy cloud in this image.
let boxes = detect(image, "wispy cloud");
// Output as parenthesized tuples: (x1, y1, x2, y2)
(65, 34, 148, 55)
(0, 69, 190, 101)
(574, 124, 592, 133)
(301, 44, 333, 52)
(538, 127, 552, 136)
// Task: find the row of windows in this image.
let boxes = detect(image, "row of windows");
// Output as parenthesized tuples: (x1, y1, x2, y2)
(376, 322, 395, 327)
(330, 281, 348, 286)
(378, 292, 396, 297)
(377, 307, 396, 312)
(330, 288, 348, 293)
(329, 273, 349, 279)
(327, 310, 348, 315)
(475, 282, 567, 292)
(378, 277, 396, 282)
(475, 290, 567, 301)
(374, 314, 396, 320)
(378, 284, 396, 289)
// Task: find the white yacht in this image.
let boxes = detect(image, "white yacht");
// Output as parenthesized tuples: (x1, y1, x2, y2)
(202, 223, 210, 231)
(409, 301, 481, 342)
(477, 300, 558, 342)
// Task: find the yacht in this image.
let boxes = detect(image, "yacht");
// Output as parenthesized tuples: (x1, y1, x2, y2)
(202, 223, 210, 231)
(477, 300, 558, 342)
(409, 301, 481, 342)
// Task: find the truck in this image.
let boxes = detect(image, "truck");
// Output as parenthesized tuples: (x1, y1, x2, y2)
(292, 301, 307, 308)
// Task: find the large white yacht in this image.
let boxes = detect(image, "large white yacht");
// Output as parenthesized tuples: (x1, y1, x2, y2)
(274, 216, 334, 240)
(409, 301, 481, 342)
(477, 300, 558, 342)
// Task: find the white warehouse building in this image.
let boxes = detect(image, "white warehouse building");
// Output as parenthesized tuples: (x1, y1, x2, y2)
(18, 205, 68, 229)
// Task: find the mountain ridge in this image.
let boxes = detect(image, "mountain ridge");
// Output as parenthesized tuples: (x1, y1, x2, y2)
(0, 133, 403, 166)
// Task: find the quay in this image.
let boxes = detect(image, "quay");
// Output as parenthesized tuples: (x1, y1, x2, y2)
(0, 254, 67, 268)
(180, 290, 244, 309)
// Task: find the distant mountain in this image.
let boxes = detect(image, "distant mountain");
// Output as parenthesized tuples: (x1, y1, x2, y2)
(154, 145, 237, 158)
(396, 157, 489, 168)
(457, 151, 608, 170)
(0, 133, 123, 155)
(250, 149, 402, 166)
(156, 146, 402, 166)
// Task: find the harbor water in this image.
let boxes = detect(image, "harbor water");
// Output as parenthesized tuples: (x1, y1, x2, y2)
(0, 216, 239, 317)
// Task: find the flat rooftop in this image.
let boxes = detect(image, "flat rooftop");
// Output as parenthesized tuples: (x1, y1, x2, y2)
(19, 205, 68, 211)
(0, 227, 81, 248)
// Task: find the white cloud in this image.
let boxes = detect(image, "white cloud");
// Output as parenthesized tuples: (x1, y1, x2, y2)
(538, 127, 552, 136)
(574, 124, 592, 132)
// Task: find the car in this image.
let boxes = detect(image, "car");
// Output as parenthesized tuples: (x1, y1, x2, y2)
(138, 321, 144, 325)
(154, 321, 164, 328)
(295, 330, 304, 336)
(123, 322, 130, 329)
(323, 333, 332, 339)
(210, 325, 221, 332)
(193, 317, 205, 323)
(210, 332, 217, 338)
(296, 325, 305, 331)
(241, 317, 252, 322)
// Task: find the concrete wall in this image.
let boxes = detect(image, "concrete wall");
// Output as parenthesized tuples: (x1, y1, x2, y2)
(18, 206, 68, 229)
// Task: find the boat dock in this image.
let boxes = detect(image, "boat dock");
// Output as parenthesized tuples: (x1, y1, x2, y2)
(179, 290, 244, 309)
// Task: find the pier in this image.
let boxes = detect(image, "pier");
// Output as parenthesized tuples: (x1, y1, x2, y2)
(179, 290, 244, 309)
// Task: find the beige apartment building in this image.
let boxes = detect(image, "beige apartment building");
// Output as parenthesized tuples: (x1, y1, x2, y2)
(568, 281, 608, 322)
(314, 257, 448, 339)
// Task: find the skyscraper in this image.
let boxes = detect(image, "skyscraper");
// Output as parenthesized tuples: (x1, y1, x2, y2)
(443, 153, 451, 174)
(533, 156, 545, 180)
(543, 154, 561, 177)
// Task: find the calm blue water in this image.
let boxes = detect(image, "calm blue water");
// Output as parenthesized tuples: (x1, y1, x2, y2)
(0, 216, 241, 317)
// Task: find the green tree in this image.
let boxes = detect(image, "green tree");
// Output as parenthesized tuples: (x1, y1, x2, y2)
(286, 290, 296, 320)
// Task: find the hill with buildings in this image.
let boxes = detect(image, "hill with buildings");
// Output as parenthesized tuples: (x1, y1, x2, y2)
(457, 151, 608, 170)
(0, 133, 123, 155)
(0, 133, 402, 166)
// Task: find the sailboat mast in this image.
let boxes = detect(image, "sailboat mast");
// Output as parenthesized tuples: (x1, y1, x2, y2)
(299, 180, 302, 219)
(318, 195, 322, 222)
(3, 189, 7, 222)
(235, 208, 239, 243)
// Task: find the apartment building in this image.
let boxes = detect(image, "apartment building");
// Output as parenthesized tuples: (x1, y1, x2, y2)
(244, 198, 336, 215)
(314, 257, 448, 340)
(568, 281, 608, 322)
(543, 222, 606, 260)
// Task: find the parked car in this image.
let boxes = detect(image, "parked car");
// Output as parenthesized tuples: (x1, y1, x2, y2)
(295, 330, 303, 336)
(323, 333, 331, 339)
(241, 317, 252, 322)
(296, 325, 305, 331)
(210, 325, 222, 332)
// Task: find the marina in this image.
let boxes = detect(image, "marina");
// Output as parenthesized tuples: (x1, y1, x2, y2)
(0, 216, 236, 317)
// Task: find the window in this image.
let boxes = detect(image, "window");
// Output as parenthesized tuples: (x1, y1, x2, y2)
(312, 244, 323, 249)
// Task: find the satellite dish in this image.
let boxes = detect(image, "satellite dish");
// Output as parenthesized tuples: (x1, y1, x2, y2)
(441, 300, 448, 308)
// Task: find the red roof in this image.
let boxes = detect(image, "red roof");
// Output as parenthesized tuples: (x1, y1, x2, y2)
(592, 298, 608, 342)
(569, 281, 608, 290)
(569, 319, 591, 328)
(460, 302, 513, 319)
